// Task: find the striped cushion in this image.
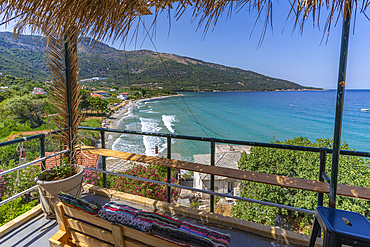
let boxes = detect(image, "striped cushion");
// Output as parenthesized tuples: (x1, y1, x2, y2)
(98, 202, 150, 232)
(180, 221, 231, 247)
(102, 201, 140, 219)
(135, 211, 182, 229)
(58, 192, 101, 215)
(152, 223, 216, 247)
(179, 221, 209, 238)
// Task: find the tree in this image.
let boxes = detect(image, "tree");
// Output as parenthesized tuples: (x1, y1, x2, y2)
(80, 89, 91, 101)
(86, 96, 100, 113)
(80, 98, 90, 110)
(231, 137, 370, 232)
(2, 94, 46, 127)
(86, 96, 108, 114)
(97, 97, 108, 113)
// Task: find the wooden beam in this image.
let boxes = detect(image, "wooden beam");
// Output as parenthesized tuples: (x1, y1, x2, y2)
(67, 218, 115, 245)
(111, 223, 125, 247)
(62, 202, 112, 230)
(55, 203, 70, 239)
(69, 231, 113, 247)
(80, 146, 370, 200)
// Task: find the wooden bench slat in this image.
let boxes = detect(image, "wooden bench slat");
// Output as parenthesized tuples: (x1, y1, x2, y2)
(121, 225, 180, 247)
(70, 230, 114, 247)
(66, 218, 115, 244)
(49, 230, 73, 247)
(111, 223, 125, 247)
(55, 203, 70, 239)
(62, 204, 112, 230)
(124, 240, 146, 247)
(80, 146, 370, 200)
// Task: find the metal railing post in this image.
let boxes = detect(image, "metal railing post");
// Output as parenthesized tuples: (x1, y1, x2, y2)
(318, 151, 326, 207)
(100, 129, 107, 188)
(210, 141, 215, 212)
(317, 151, 327, 238)
(167, 137, 171, 203)
(329, 1, 351, 209)
(40, 136, 46, 171)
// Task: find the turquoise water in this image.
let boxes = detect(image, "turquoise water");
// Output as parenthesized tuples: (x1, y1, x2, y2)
(111, 90, 370, 161)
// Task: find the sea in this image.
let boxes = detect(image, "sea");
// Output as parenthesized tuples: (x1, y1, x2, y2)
(111, 90, 370, 161)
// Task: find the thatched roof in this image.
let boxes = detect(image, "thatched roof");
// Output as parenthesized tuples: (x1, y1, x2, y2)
(0, 0, 360, 42)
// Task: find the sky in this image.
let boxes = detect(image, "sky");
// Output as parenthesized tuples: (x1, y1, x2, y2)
(1, 3, 370, 89)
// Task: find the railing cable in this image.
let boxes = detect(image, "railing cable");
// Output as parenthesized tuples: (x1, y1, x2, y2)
(85, 167, 315, 215)
(0, 150, 69, 176)
(139, 19, 209, 138)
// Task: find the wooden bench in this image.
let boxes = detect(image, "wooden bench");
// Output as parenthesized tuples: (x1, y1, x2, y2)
(49, 202, 181, 247)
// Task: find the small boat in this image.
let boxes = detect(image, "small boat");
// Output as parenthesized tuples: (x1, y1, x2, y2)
(360, 109, 369, 111)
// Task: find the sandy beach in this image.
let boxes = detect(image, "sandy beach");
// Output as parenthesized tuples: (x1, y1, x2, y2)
(104, 94, 181, 150)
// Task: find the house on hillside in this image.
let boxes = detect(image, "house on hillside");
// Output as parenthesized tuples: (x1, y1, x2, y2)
(31, 87, 47, 95)
(91, 93, 106, 100)
(91, 90, 108, 97)
(117, 92, 129, 100)
(193, 144, 251, 197)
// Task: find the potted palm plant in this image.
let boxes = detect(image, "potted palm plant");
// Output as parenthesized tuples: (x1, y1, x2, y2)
(35, 30, 85, 219)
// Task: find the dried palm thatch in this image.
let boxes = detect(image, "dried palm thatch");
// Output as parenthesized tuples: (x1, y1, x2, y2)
(0, 0, 364, 44)
(0, 0, 363, 160)
(45, 29, 83, 163)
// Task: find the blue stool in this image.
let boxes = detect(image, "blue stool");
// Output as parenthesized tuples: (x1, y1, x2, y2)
(309, 206, 370, 247)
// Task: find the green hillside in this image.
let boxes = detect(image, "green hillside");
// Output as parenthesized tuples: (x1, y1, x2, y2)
(0, 32, 321, 91)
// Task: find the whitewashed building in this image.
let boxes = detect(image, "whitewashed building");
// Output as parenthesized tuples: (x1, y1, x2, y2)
(31, 87, 47, 95)
(193, 145, 250, 197)
(117, 92, 129, 100)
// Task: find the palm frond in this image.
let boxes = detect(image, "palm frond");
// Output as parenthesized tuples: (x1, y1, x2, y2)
(45, 30, 83, 162)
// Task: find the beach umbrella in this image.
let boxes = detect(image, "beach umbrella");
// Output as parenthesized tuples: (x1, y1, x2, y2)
(0, 0, 364, 208)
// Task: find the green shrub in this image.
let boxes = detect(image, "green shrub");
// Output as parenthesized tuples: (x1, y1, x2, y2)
(0, 197, 39, 227)
(232, 137, 370, 230)
(188, 201, 200, 209)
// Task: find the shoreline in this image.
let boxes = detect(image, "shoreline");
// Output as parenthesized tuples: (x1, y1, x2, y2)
(104, 94, 182, 150)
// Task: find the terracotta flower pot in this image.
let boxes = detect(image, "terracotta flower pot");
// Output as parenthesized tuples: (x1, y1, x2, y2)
(35, 164, 84, 219)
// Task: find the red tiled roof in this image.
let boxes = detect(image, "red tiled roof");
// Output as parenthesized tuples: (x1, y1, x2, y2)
(91, 94, 105, 99)
(33, 151, 100, 169)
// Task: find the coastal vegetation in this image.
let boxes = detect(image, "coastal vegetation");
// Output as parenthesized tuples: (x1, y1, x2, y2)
(0, 68, 181, 226)
(232, 137, 370, 233)
(0, 32, 320, 92)
(82, 164, 181, 203)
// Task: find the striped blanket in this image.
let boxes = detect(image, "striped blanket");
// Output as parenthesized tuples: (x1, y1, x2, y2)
(152, 223, 217, 247)
(58, 192, 101, 215)
(135, 211, 182, 229)
(98, 202, 151, 233)
(180, 221, 231, 247)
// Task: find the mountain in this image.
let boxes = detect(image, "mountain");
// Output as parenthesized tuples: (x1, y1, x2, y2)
(0, 32, 320, 91)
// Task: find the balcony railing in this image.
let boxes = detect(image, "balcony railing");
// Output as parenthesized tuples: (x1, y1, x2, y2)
(1, 126, 370, 226)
